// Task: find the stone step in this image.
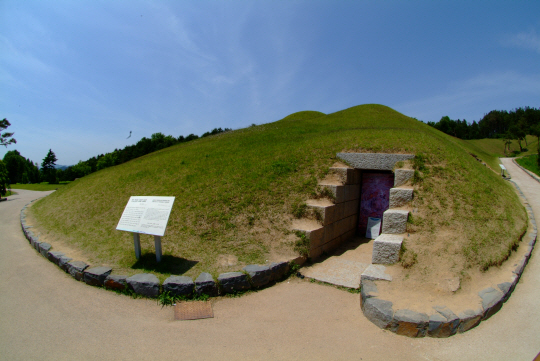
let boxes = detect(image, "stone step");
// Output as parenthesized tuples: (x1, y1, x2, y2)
(394, 169, 415, 187)
(328, 167, 361, 185)
(381, 209, 409, 234)
(292, 217, 357, 259)
(317, 183, 360, 204)
(389, 187, 414, 208)
(372, 234, 404, 264)
(305, 198, 359, 226)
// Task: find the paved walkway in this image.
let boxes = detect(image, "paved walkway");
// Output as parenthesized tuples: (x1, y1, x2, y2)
(1, 159, 539, 361)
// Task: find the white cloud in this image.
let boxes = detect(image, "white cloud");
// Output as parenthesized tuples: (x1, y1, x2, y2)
(502, 28, 540, 54)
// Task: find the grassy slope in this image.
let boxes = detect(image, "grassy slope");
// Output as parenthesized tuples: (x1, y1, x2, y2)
(457, 136, 538, 170)
(30, 104, 526, 280)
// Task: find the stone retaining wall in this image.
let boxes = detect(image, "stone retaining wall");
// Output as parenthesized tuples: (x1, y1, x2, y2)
(19, 201, 293, 299)
(360, 180, 537, 337)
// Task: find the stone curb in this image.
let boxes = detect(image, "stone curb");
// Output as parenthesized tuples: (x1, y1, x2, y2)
(359, 179, 537, 338)
(19, 202, 295, 299)
(512, 158, 540, 185)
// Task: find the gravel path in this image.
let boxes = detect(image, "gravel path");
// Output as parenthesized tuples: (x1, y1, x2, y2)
(1, 160, 539, 361)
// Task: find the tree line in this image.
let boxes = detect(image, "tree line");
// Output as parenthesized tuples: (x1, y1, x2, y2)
(1, 127, 232, 188)
(427, 107, 540, 148)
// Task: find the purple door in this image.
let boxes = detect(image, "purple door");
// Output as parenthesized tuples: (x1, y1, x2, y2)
(358, 172, 394, 236)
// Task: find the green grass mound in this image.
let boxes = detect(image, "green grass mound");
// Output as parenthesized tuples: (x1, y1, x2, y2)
(30, 104, 527, 280)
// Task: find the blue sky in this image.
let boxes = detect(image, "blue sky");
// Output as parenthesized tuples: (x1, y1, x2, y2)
(1, 1, 539, 166)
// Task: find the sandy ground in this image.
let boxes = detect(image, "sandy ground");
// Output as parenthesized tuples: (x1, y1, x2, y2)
(1, 158, 539, 361)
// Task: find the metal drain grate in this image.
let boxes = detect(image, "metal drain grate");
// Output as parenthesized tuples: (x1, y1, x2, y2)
(174, 301, 214, 320)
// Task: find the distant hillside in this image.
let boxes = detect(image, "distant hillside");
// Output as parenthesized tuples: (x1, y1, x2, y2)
(30, 104, 526, 283)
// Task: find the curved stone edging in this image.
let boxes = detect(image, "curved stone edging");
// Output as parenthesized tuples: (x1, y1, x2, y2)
(360, 180, 537, 337)
(19, 200, 299, 299)
(512, 158, 540, 184)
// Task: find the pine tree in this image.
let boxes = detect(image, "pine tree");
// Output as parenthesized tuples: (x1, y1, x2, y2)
(0, 118, 16, 147)
(41, 149, 58, 184)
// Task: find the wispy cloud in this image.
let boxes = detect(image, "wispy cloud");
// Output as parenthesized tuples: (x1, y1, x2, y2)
(502, 28, 540, 54)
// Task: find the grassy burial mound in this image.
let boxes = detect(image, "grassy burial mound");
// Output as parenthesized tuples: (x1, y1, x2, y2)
(29, 104, 527, 282)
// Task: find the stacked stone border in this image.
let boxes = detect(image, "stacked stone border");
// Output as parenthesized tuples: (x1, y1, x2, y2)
(19, 200, 300, 299)
(360, 180, 537, 337)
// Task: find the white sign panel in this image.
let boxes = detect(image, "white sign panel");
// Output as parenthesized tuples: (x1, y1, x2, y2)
(366, 217, 381, 239)
(116, 196, 175, 236)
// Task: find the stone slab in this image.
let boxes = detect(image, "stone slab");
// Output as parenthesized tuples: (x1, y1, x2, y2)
(337, 152, 414, 171)
(389, 188, 414, 208)
(47, 251, 65, 265)
(126, 273, 160, 298)
(497, 282, 513, 302)
(243, 265, 271, 288)
(39, 242, 52, 258)
(458, 309, 482, 333)
(392, 309, 428, 337)
(361, 264, 392, 282)
(479, 287, 504, 320)
(59, 256, 73, 272)
(195, 272, 219, 297)
(83, 267, 113, 287)
(433, 305, 459, 336)
(218, 272, 251, 294)
(382, 209, 409, 234)
(372, 234, 403, 264)
(360, 279, 379, 309)
(363, 298, 394, 329)
(104, 275, 128, 291)
(268, 262, 290, 282)
(163, 276, 195, 297)
(394, 169, 415, 187)
(300, 257, 369, 289)
(67, 261, 89, 281)
(427, 313, 448, 337)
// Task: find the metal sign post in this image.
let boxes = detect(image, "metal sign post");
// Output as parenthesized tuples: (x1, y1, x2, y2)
(154, 236, 162, 263)
(117, 196, 175, 262)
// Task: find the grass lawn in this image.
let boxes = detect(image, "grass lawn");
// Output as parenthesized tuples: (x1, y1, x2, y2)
(516, 154, 540, 177)
(10, 182, 70, 191)
(28, 104, 527, 281)
(456, 136, 539, 170)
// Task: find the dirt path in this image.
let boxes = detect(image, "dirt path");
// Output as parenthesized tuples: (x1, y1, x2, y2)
(1, 163, 539, 361)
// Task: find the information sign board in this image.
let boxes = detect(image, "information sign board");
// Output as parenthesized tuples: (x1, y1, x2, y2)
(116, 196, 175, 236)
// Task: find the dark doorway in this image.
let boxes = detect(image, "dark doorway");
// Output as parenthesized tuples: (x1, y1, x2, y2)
(358, 171, 394, 236)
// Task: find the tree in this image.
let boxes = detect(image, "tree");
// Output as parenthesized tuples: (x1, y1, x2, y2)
(71, 161, 92, 179)
(3, 150, 25, 184)
(0, 118, 16, 147)
(0, 160, 9, 197)
(41, 149, 58, 184)
(502, 133, 513, 155)
(531, 123, 540, 168)
(96, 152, 118, 170)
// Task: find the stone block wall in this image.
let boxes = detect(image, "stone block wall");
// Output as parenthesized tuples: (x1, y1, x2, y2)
(300, 167, 361, 260)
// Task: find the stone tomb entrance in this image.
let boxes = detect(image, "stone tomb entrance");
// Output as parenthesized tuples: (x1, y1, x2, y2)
(358, 171, 394, 237)
(295, 152, 415, 288)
